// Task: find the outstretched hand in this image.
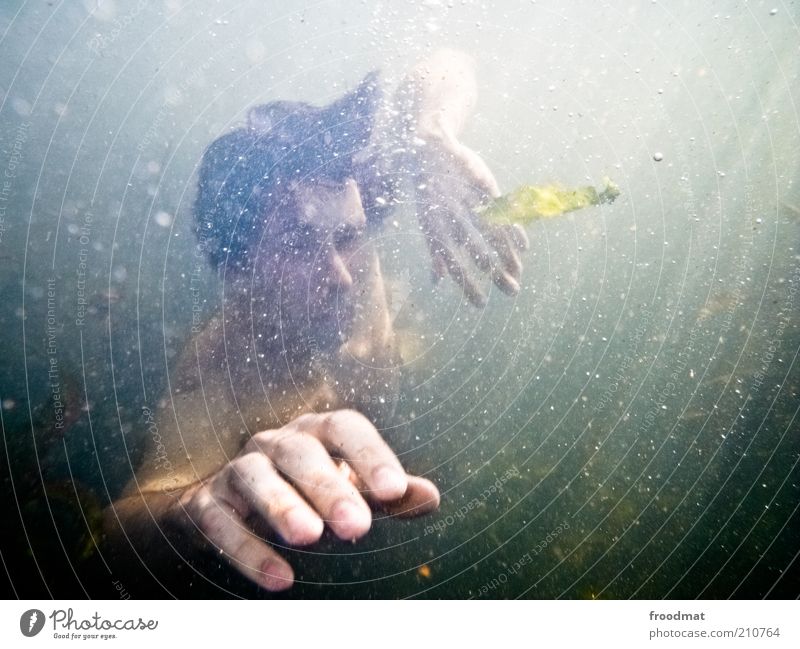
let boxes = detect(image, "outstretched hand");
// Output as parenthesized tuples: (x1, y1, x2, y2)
(413, 129, 529, 307)
(176, 410, 439, 591)
(398, 49, 529, 307)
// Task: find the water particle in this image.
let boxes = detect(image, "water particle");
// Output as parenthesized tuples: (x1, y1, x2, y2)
(12, 97, 31, 116)
(652, 152, 663, 162)
(154, 211, 172, 227)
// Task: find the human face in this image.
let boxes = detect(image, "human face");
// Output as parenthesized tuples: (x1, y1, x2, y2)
(254, 177, 370, 351)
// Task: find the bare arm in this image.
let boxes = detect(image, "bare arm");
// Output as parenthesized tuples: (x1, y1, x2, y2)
(101, 382, 241, 584)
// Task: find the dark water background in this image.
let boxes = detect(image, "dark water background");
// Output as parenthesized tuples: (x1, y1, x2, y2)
(1, 0, 798, 598)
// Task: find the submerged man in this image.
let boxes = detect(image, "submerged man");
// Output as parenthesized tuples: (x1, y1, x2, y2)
(105, 50, 527, 592)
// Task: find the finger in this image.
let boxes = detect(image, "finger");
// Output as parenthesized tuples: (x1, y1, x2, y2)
(190, 485, 294, 591)
(438, 201, 494, 273)
(491, 266, 521, 296)
(251, 430, 372, 540)
(493, 242, 522, 286)
(302, 410, 409, 501)
(417, 190, 486, 306)
(450, 220, 493, 273)
(381, 476, 441, 518)
(417, 203, 450, 284)
(423, 225, 448, 284)
(509, 223, 530, 251)
(451, 210, 520, 295)
(441, 248, 487, 307)
(445, 201, 522, 295)
(226, 452, 324, 546)
(340, 461, 440, 519)
(428, 177, 521, 288)
(485, 225, 523, 282)
(430, 252, 447, 283)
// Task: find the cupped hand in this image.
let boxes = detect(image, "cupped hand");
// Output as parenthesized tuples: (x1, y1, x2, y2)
(413, 129, 529, 307)
(176, 409, 439, 591)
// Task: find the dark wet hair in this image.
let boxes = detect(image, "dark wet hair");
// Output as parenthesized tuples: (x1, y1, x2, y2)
(194, 71, 381, 273)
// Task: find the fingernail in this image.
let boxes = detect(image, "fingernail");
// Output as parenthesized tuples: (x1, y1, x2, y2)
(330, 500, 371, 539)
(505, 276, 520, 295)
(259, 560, 293, 591)
(372, 465, 407, 499)
(283, 507, 324, 546)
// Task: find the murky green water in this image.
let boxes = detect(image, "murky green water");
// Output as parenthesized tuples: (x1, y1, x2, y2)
(1, 1, 798, 598)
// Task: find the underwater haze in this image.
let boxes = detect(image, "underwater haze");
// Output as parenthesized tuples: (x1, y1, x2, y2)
(1, 0, 798, 599)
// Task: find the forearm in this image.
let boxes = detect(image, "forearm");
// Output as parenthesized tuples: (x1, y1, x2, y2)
(102, 486, 196, 574)
(399, 48, 477, 141)
(361, 49, 478, 168)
